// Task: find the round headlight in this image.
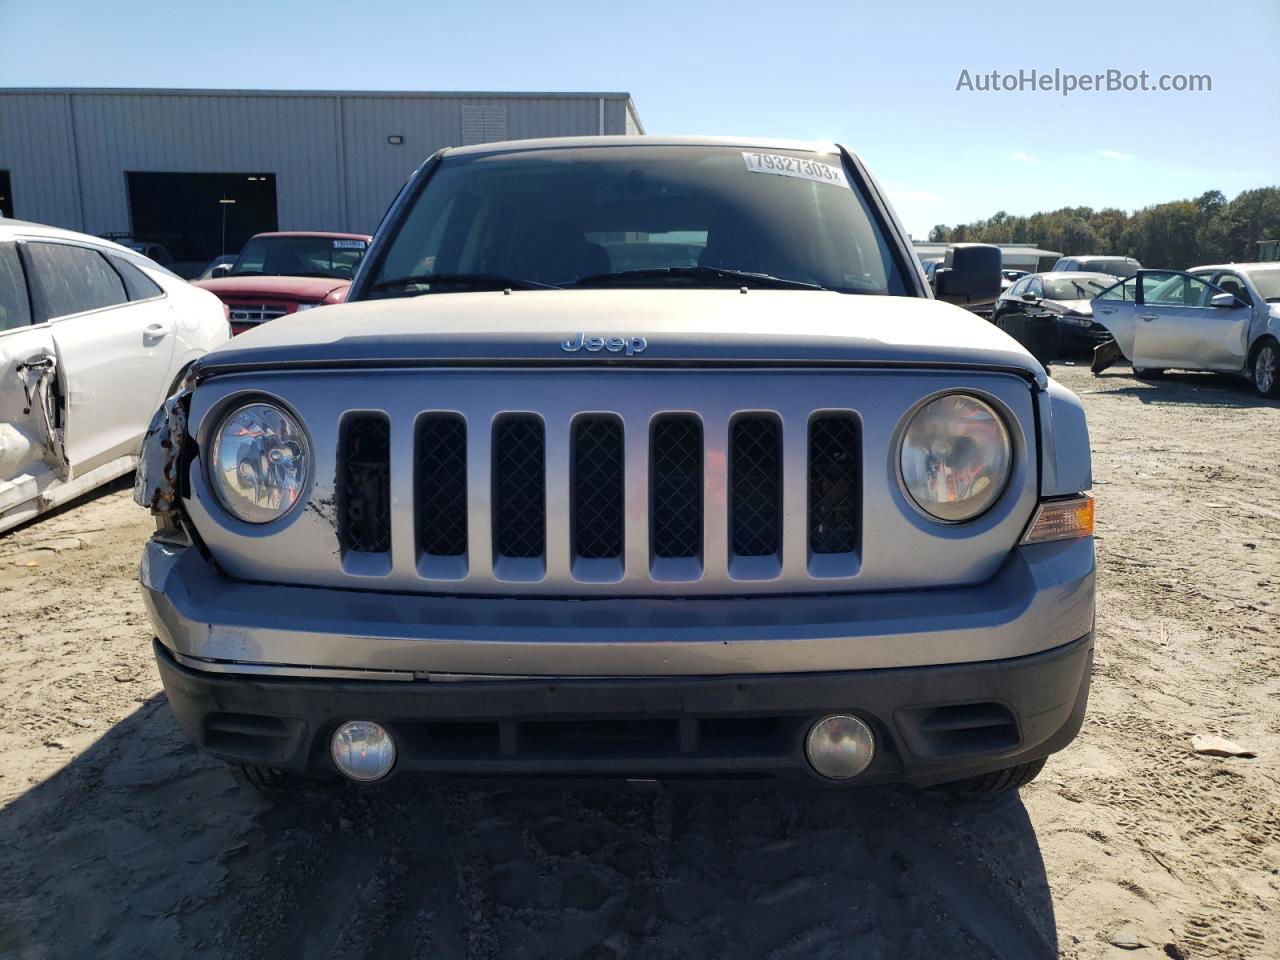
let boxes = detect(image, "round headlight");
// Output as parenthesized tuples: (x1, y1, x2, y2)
(209, 401, 309, 523)
(899, 394, 1011, 522)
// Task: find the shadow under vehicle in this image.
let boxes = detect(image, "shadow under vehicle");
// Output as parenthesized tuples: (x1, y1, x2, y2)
(0, 692, 1061, 959)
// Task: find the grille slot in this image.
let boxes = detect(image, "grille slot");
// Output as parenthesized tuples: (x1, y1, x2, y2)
(492, 416, 546, 559)
(730, 416, 781, 557)
(808, 416, 860, 554)
(337, 414, 391, 554)
(226, 304, 288, 324)
(572, 417, 624, 560)
(416, 415, 468, 557)
(650, 416, 703, 559)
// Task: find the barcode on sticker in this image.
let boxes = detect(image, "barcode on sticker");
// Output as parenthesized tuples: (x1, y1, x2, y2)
(742, 152, 850, 189)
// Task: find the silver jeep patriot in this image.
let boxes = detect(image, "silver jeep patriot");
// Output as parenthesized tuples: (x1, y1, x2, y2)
(136, 137, 1095, 796)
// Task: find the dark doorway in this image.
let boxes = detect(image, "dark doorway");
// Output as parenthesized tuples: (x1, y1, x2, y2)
(126, 172, 277, 277)
(0, 171, 12, 218)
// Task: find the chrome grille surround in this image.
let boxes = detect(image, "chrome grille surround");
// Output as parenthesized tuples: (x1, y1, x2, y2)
(184, 368, 1039, 597)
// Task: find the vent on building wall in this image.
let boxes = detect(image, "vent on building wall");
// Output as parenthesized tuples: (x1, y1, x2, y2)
(461, 105, 508, 145)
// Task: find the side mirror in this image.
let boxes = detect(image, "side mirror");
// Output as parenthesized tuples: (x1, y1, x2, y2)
(934, 243, 1002, 306)
(1209, 292, 1242, 308)
(1020, 292, 1039, 302)
(211, 264, 232, 279)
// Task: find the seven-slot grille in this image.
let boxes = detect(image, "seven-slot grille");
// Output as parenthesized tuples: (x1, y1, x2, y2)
(335, 411, 861, 577)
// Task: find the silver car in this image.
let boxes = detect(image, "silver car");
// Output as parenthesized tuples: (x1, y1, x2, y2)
(135, 137, 1096, 796)
(1091, 264, 1280, 397)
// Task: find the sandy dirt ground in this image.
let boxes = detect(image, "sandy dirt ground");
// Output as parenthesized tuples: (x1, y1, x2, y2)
(0, 363, 1276, 960)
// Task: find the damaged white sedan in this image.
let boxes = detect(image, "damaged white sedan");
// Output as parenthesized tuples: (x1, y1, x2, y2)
(1, 219, 229, 533)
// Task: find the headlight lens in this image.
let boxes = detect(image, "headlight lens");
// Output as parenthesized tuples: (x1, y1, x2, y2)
(900, 394, 1011, 522)
(209, 402, 309, 523)
(295, 303, 319, 311)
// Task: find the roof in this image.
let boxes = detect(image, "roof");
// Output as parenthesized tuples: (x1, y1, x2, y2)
(912, 242, 1064, 258)
(445, 135, 843, 158)
(1060, 255, 1139, 261)
(250, 231, 372, 241)
(1191, 262, 1280, 272)
(0, 87, 636, 101)
(1029, 271, 1119, 281)
(0, 217, 159, 260)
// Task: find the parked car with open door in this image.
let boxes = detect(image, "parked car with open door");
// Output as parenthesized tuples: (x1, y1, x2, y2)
(1, 219, 229, 533)
(1090, 266, 1280, 397)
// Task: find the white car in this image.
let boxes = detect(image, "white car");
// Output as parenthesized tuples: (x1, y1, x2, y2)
(1091, 263, 1280, 398)
(1, 219, 229, 533)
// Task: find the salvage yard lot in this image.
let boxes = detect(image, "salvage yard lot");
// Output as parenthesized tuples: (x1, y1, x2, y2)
(0, 364, 1276, 960)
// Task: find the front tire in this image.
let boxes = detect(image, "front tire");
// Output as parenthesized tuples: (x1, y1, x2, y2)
(1252, 340, 1279, 398)
(940, 757, 1047, 798)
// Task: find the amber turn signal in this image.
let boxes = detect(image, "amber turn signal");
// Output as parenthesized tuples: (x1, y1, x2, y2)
(1022, 493, 1094, 544)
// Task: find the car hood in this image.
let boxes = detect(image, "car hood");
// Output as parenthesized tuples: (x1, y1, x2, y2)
(1056, 299, 1093, 316)
(194, 289, 1048, 384)
(192, 275, 351, 300)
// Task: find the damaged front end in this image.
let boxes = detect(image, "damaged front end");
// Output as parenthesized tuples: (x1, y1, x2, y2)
(134, 374, 193, 523)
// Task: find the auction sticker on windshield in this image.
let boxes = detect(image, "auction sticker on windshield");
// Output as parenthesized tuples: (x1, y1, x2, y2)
(742, 152, 850, 188)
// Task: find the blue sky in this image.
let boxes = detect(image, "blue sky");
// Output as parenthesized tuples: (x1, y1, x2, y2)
(2, 0, 1277, 238)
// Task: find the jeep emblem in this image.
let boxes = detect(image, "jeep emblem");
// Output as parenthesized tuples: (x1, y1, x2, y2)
(561, 333, 647, 356)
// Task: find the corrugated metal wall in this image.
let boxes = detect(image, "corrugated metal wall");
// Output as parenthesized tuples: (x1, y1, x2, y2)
(0, 90, 640, 236)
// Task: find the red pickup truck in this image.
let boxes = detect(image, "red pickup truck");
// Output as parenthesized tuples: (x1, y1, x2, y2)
(194, 231, 371, 334)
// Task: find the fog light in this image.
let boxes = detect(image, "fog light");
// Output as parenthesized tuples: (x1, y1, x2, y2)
(806, 714, 875, 780)
(331, 720, 395, 781)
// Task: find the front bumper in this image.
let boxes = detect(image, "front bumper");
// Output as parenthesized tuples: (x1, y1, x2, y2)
(1057, 319, 1114, 351)
(139, 537, 1094, 677)
(154, 632, 1093, 786)
(142, 536, 1094, 784)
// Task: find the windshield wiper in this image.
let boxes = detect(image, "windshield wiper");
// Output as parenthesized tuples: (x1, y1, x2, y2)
(570, 266, 828, 291)
(369, 272, 561, 295)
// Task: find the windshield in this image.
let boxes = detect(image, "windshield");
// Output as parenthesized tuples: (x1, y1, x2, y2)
(1045, 277, 1112, 300)
(1244, 268, 1280, 302)
(363, 144, 910, 298)
(231, 235, 367, 279)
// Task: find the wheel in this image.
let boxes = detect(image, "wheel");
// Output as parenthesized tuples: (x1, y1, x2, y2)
(228, 762, 303, 797)
(1132, 367, 1165, 380)
(1252, 340, 1279, 398)
(939, 757, 1047, 797)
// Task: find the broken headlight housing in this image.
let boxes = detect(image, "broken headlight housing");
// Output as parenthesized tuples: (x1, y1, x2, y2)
(899, 393, 1011, 522)
(209, 401, 310, 524)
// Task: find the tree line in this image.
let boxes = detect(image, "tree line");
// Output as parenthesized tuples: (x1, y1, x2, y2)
(927, 186, 1280, 268)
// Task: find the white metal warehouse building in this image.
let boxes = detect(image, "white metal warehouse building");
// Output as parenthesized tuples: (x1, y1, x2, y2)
(0, 88, 644, 272)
